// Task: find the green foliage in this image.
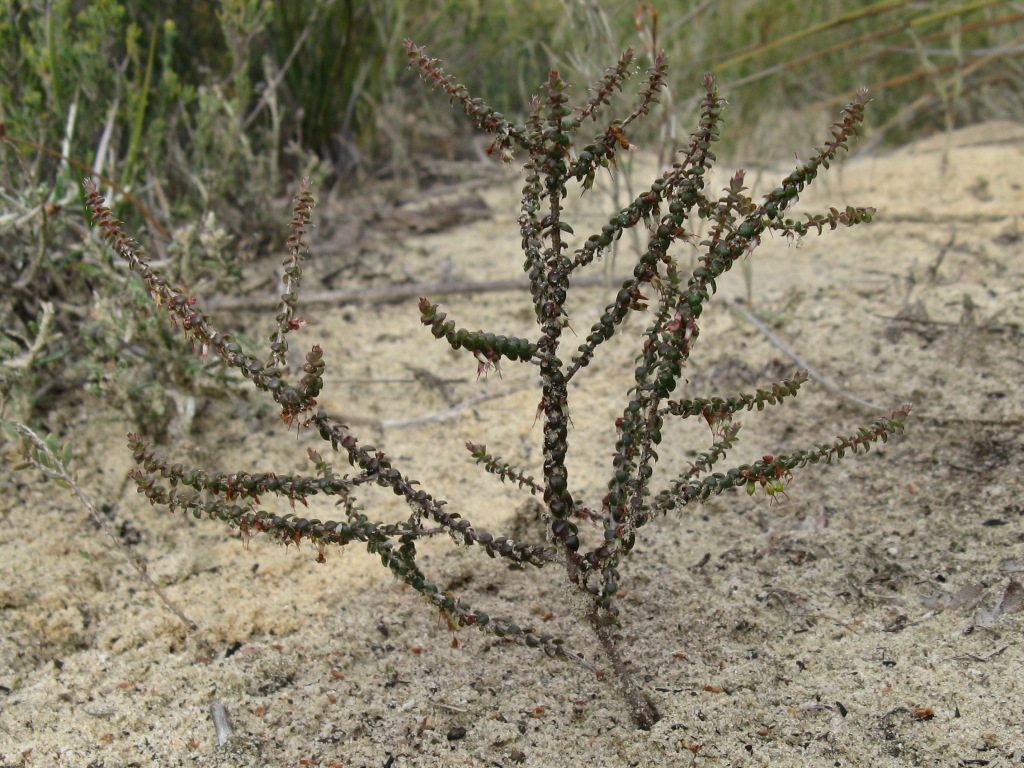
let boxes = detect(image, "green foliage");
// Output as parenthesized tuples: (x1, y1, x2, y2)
(0, 1, 182, 200)
(268, 0, 380, 163)
(87, 42, 910, 730)
(0, 0, 321, 432)
(0, 165, 248, 435)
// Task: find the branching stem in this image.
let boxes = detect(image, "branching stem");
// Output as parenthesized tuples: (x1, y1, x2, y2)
(80, 42, 906, 733)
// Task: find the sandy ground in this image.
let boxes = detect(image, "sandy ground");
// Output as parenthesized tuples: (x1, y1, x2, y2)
(2, 120, 1023, 767)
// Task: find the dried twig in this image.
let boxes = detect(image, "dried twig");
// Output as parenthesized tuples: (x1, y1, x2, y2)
(210, 699, 235, 745)
(205, 274, 629, 311)
(721, 295, 885, 411)
(5, 420, 212, 654)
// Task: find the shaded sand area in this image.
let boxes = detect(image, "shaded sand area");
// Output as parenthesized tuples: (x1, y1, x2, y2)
(2, 121, 1022, 766)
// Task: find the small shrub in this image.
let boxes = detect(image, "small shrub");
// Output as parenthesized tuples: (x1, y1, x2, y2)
(87, 42, 909, 730)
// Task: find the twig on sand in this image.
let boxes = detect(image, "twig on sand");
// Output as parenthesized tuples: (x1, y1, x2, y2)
(205, 274, 626, 311)
(210, 699, 235, 745)
(5, 420, 213, 655)
(720, 295, 885, 411)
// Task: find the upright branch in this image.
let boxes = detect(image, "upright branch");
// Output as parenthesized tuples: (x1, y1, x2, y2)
(267, 178, 315, 370)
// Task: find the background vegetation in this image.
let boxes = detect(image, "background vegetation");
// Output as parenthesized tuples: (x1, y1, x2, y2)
(1, 0, 1021, 438)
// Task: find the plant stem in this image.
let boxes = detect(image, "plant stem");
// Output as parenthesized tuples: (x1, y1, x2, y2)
(588, 612, 660, 730)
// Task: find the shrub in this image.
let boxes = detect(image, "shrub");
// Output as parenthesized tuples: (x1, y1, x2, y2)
(85, 42, 910, 730)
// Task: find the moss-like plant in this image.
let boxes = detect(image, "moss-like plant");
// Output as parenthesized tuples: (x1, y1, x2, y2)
(86, 42, 909, 730)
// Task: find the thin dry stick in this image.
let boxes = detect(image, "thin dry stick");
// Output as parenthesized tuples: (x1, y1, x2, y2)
(242, 25, 312, 131)
(209, 699, 235, 745)
(6, 421, 212, 654)
(380, 386, 530, 430)
(205, 274, 631, 311)
(720, 295, 885, 411)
